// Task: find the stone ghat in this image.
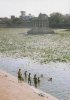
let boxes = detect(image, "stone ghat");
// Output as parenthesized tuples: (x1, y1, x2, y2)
(0, 69, 58, 100)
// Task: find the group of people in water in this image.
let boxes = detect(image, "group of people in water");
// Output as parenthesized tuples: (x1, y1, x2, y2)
(18, 68, 41, 88)
(18, 68, 52, 88)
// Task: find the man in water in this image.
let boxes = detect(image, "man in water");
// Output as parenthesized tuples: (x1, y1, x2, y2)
(28, 73, 31, 85)
(34, 74, 37, 88)
(18, 68, 24, 82)
(37, 77, 40, 86)
(38, 77, 40, 83)
(24, 71, 27, 81)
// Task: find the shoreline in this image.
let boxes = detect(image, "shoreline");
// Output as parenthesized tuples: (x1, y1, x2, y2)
(0, 69, 58, 100)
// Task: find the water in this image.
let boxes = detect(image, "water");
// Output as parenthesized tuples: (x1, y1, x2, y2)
(0, 56, 70, 100)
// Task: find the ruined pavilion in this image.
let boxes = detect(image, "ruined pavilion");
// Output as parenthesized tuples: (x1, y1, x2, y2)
(28, 13, 54, 34)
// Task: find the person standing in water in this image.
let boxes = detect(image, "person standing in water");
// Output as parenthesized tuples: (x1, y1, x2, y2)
(34, 74, 37, 88)
(38, 77, 40, 83)
(18, 68, 24, 83)
(24, 71, 27, 81)
(28, 73, 31, 85)
(37, 77, 40, 86)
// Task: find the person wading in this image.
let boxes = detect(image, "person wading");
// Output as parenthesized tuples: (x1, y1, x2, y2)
(18, 68, 24, 82)
(28, 73, 31, 85)
(34, 74, 37, 88)
(24, 71, 27, 81)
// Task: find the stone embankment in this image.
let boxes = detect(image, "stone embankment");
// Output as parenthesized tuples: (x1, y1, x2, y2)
(0, 70, 58, 100)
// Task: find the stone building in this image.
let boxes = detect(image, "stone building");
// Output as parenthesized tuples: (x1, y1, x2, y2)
(32, 13, 49, 28)
(28, 13, 54, 34)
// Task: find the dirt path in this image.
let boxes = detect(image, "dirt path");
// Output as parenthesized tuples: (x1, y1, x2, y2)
(0, 70, 58, 100)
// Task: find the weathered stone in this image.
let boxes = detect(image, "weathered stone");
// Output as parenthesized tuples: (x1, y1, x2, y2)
(28, 13, 54, 34)
(28, 27, 54, 34)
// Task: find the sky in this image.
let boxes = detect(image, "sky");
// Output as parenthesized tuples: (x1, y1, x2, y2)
(0, 0, 70, 18)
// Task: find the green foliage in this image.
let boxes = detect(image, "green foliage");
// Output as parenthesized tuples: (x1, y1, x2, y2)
(49, 12, 70, 28)
(49, 12, 64, 23)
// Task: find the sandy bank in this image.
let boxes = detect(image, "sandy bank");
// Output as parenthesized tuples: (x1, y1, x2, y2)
(0, 70, 58, 100)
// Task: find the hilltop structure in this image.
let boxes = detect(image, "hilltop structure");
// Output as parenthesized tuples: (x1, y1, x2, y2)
(28, 13, 54, 34)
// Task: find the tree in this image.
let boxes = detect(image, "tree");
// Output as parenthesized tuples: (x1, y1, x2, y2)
(49, 12, 65, 28)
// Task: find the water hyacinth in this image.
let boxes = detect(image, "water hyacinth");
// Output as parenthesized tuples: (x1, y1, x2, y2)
(0, 28, 70, 63)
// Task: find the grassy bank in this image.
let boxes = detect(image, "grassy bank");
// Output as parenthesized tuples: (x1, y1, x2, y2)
(0, 28, 70, 63)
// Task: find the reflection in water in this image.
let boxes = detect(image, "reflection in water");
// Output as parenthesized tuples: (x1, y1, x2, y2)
(0, 56, 70, 100)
